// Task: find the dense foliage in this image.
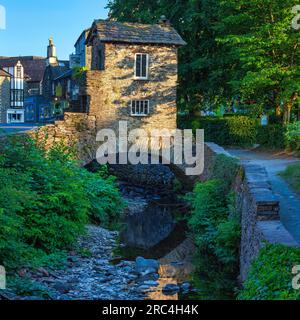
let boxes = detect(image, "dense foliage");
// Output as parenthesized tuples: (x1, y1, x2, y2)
(285, 122, 300, 152)
(256, 124, 287, 150)
(190, 116, 259, 146)
(239, 244, 300, 300)
(187, 155, 241, 299)
(0, 136, 124, 270)
(107, 0, 300, 122)
(181, 115, 291, 149)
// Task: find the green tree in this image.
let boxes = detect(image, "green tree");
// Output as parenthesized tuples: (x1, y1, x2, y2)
(107, 0, 300, 122)
(217, 0, 300, 122)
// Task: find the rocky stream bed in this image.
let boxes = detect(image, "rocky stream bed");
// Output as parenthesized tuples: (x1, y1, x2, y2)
(1, 224, 195, 301)
(1, 164, 196, 301)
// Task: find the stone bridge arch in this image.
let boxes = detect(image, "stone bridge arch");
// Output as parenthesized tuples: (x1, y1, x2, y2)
(31, 112, 206, 189)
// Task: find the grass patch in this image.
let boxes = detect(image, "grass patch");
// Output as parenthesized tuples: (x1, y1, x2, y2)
(280, 163, 300, 195)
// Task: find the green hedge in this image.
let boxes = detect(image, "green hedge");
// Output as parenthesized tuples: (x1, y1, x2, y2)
(256, 124, 286, 150)
(188, 116, 293, 150)
(239, 244, 300, 300)
(191, 116, 258, 147)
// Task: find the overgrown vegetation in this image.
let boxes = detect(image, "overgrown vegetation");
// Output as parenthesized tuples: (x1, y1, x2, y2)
(238, 244, 300, 300)
(186, 155, 241, 299)
(0, 135, 124, 271)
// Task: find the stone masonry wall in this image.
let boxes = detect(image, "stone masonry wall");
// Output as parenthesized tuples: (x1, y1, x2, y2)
(203, 143, 299, 283)
(0, 76, 10, 123)
(84, 42, 178, 133)
(238, 163, 299, 282)
(30, 112, 97, 164)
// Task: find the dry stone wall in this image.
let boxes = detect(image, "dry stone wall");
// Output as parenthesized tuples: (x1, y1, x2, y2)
(30, 112, 97, 164)
(203, 143, 299, 283)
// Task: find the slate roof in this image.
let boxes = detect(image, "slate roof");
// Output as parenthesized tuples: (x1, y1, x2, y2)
(54, 69, 73, 81)
(0, 56, 47, 82)
(49, 65, 70, 79)
(0, 67, 12, 77)
(86, 20, 186, 46)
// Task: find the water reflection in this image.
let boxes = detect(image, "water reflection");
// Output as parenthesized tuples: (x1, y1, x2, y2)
(146, 239, 196, 301)
(121, 202, 175, 249)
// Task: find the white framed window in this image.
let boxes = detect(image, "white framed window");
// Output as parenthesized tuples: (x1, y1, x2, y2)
(134, 53, 149, 80)
(7, 109, 25, 124)
(131, 100, 150, 116)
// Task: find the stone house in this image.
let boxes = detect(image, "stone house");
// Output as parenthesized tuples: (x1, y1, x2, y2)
(0, 55, 51, 123)
(0, 67, 11, 123)
(42, 38, 70, 103)
(77, 17, 186, 133)
(70, 28, 92, 69)
(0, 56, 46, 97)
(0, 60, 26, 123)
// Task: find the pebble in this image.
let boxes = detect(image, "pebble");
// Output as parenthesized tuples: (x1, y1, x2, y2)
(14, 226, 145, 300)
(6, 224, 194, 301)
(163, 284, 181, 294)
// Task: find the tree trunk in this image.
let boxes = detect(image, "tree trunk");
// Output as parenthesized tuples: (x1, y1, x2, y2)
(283, 103, 292, 124)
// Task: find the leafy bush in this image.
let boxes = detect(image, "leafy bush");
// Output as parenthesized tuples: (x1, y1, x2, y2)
(188, 181, 240, 267)
(188, 180, 228, 251)
(191, 116, 258, 147)
(215, 218, 241, 265)
(189, 116, 292, 150)
(187, 155, 241, 298)
(0, 135, 124, 270)
(209, 154, 241, 190)
(285, 122, 300, 153)
(256, 124, 286, 150)
(238, 244, 300, 300)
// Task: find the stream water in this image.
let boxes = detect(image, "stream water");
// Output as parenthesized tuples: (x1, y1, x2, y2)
(115, 180, 196, 300)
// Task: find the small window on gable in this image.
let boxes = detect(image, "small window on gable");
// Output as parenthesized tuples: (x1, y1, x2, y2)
(135, 53, 149, 79)
(131, 100, 150, 116)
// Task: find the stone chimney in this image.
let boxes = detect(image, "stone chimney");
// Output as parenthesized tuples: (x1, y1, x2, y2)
(158, 15, 171, 27)
(47, 36, 58, 66)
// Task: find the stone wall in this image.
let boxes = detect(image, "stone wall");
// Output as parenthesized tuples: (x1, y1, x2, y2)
(30, 112, 97, 164)
(0, 75, 10, 123)
(203, 143, 299, 283)
(238, 163, 299, 282)
(83, 42, 178, 133)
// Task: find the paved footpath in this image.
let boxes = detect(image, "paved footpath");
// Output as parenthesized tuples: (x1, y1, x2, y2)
(0, 124, 37, 135)
(227, 149, 300, 244)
